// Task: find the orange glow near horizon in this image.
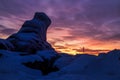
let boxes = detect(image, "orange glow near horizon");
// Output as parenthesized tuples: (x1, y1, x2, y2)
(0, 27, 119, 55)
(52, 42, 111, 55)
(47, 28, 120, 55)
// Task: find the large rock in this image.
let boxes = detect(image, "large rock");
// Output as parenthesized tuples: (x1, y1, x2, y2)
(0, 12, 60, 75)
(0, 39, 14, 51)
(7, 12, 54, 53)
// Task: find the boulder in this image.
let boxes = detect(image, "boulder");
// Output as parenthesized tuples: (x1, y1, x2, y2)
(0, 39, 14, 51)
(0, 12, 60, 75)
(7, 12, 54, 53)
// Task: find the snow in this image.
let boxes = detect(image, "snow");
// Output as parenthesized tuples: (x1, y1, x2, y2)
(0, 39, 14, 50)
(0, 50, 42, 80)
(37, 50, 58, 60)
(39, 50, 120, 80)
(0, 50, 120, 80)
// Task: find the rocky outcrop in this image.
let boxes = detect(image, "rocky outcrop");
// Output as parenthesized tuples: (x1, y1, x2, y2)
(0, 12, 59, 75)
(7, 12, 54, 53)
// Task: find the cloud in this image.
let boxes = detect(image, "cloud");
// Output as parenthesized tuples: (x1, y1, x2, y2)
(63, 36, 79, 40)
(0, 0, 119, 27)
(0, 24, 6, 29)
(0, 0, 120, 53)
(0, 24, 17, 35)
(67, 19, 120, 42)
(0, 28, 16, 35)
(83, 0, 120, 23)
(73, 48, 110, 54)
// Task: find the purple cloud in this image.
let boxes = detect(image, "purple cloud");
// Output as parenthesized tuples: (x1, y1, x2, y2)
(0, 24, 17, 35)
(0, 0, 119, 45)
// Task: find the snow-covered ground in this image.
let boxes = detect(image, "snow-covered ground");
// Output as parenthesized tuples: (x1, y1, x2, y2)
(0, 49, 120, 80)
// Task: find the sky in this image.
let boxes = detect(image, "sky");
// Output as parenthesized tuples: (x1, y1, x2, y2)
(0, 0, 120, 55)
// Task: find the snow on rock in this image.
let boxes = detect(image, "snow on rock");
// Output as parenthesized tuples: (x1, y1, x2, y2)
(59, 54, 97, 74)
(0, 50, 42, 80)
(0, 12, 59, 79)
(23, 50, 59, 75)
(37, 50, 59, 61)
(0, 49, 120, 80)
(0, 39, 14, 50)
(37, 50, 120, 80)
(53, 53, 76, 69)
(0, 50, 58, 80)
(6, 12, 54, 53)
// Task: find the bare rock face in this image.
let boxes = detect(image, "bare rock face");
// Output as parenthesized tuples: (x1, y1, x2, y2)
(0, 12, 59, 75)
(7, 12, 54, 53)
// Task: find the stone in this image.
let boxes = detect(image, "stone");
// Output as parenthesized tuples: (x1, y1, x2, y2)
(7, 12, 54, 53)
(0, 12, 60, 74)
(0, 39, 14, 51)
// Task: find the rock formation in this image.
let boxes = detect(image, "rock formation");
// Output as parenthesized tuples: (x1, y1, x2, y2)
(0, 12, 59, 75)
(7, 12, 54, 53)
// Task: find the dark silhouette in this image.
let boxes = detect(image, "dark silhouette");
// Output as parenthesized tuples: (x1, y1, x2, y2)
(0, 12, 59, 75)
(7, 12, 54, 53)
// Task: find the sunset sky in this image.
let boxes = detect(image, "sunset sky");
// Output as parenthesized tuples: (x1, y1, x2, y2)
(0, 0, 120, 55)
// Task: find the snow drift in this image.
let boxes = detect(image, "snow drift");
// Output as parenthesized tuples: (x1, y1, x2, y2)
(0, 49, 120, 80)
(40, 49, 120, 80)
